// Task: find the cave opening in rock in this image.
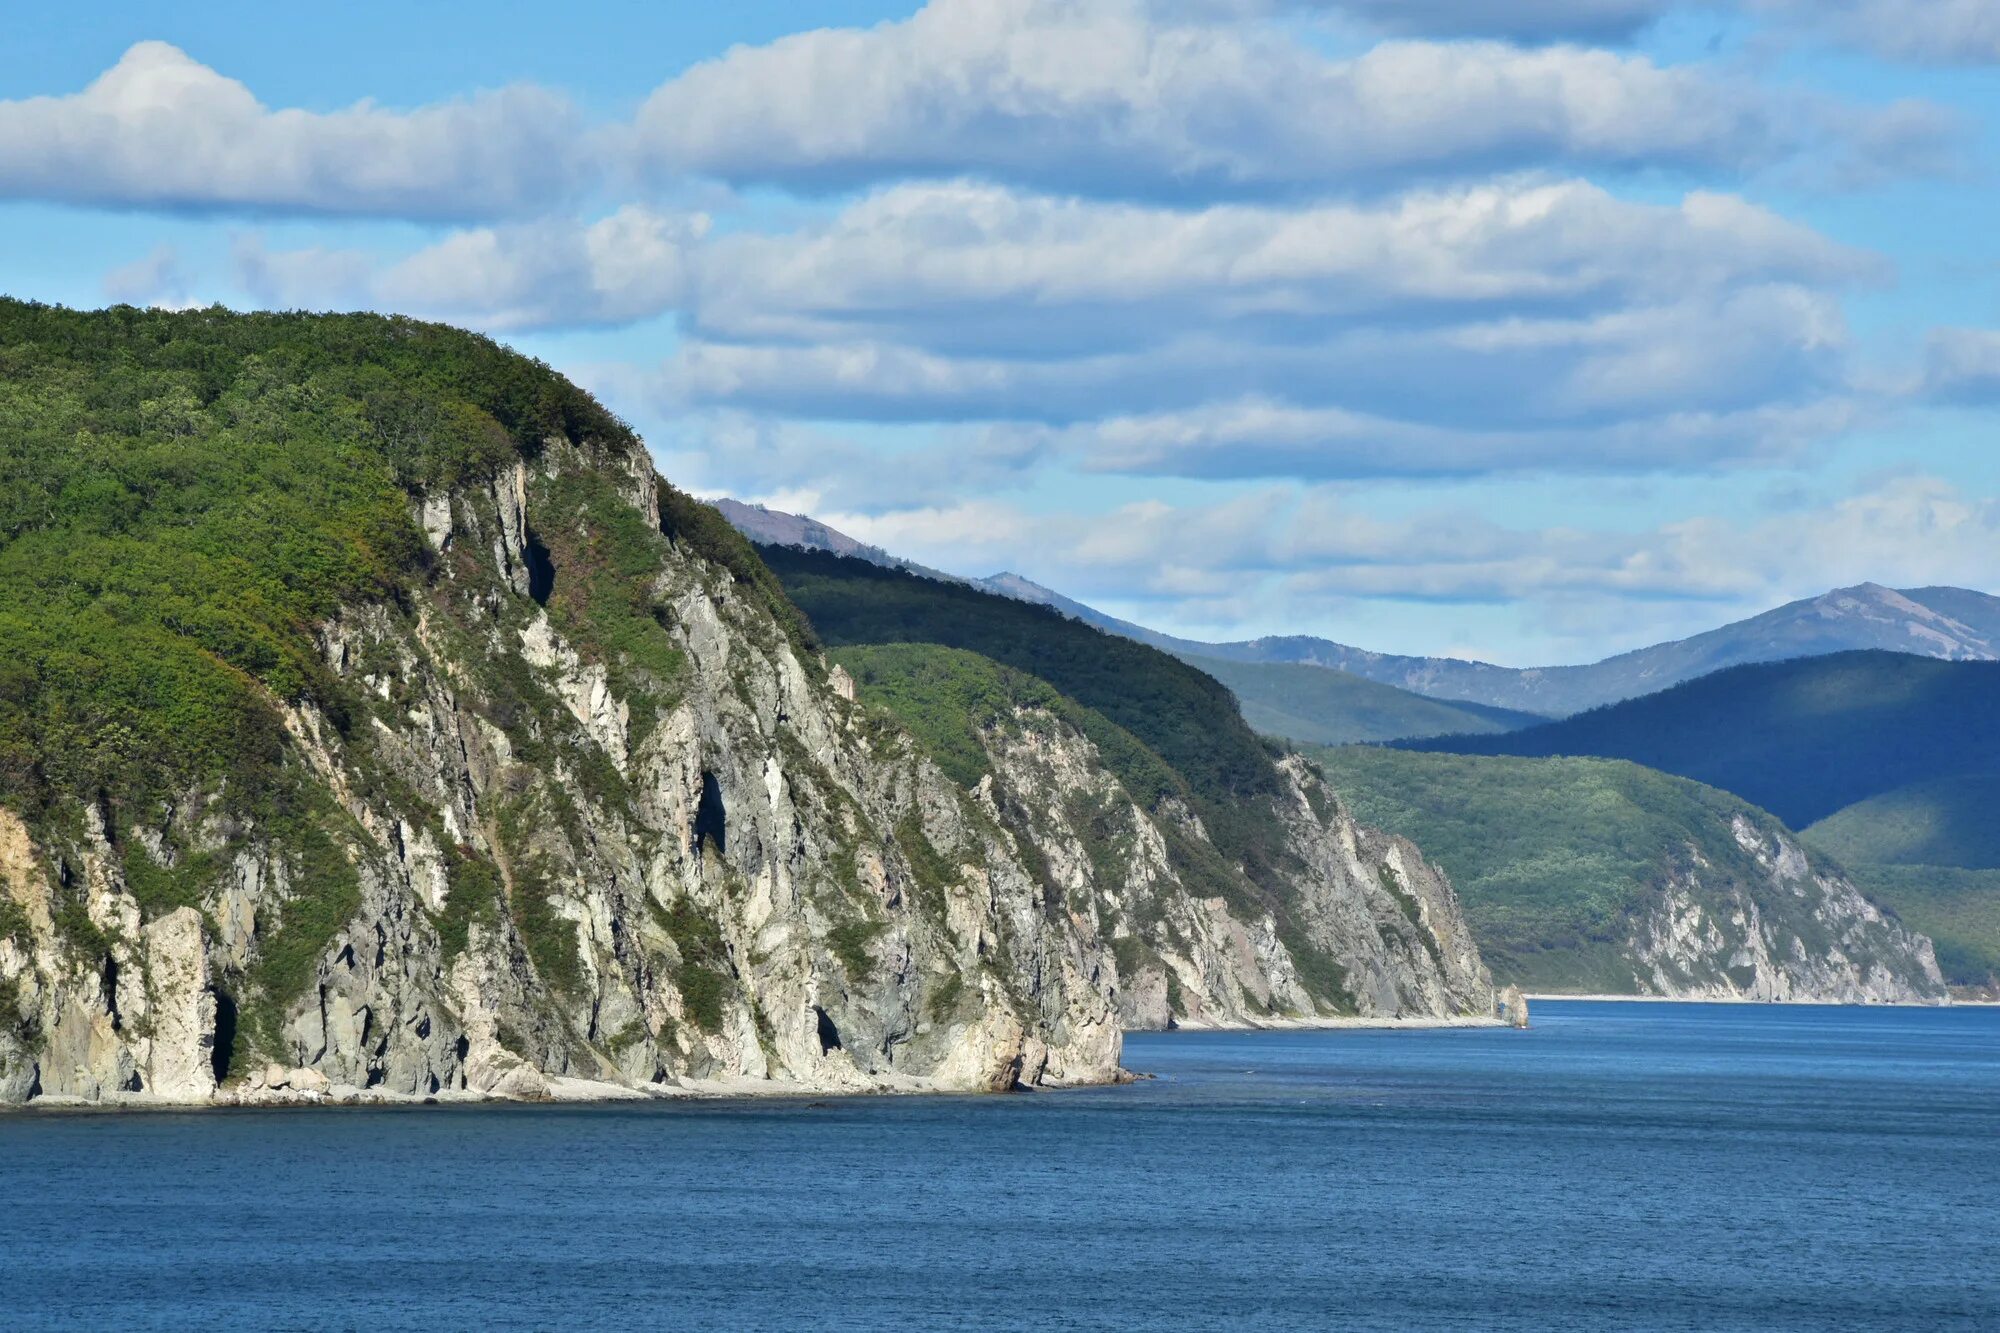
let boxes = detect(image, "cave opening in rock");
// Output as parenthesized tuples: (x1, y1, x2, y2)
(694, 770, 727, 857)
(523, 529, 556, 605)
(211, 989, 238, 1085)
(814, 1006, 842, 1054)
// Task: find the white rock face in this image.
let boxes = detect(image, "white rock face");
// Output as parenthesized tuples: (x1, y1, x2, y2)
(139, 909, 220, 1101)
(0, 435, 1491, 1108)
(972, 711, 1492, 1029)
(1621, 817, 1945, 1003)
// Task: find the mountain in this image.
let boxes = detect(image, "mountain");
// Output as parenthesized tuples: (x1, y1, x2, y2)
(713, 500, 1998, 719)
(1401, 651, 2000, 830)
(1832, 866, 2000, 991)
(1153, 583, 2000, 716)
(712, 507, 1547, 744)
(1180, 655, 1546, 746)
(1804, 775, 2000, 871)
(0, 301, 1494, 1107)
(1313, 748, 1945, 1001)
(1801, 776, 2000, 993)
(753, 545, 1494, 1025)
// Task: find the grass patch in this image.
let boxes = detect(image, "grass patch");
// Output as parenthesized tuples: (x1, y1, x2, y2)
(241, 823, 363, 1052)
(434, 847, 503, 961)
(894, 813, 956, 919)
(652, 897, 733, 1033)
(121, 840, 227, 920)
(829, 919, 890, 982)
(925, 971, 967, 1023)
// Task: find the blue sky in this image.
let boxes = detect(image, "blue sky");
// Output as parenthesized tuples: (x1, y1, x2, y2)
(2, 0, 1996, 665)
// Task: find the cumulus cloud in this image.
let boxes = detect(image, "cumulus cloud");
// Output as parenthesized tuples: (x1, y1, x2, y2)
(1922, 328, 2000, 403)
(236, 171, 1871, 481)
(633, 0, 1827, 198)
(102, 244, 192, 306)
(235, 207, 704, 328)
(785, 473, 1995, 653)
(1172, 0, 1677, 41)
(687, 179, 1875, 353)
(1752, 0, 2000, 65)
(0, 41, 590, 218)
(621, 178, 1869, 474)
(663, 281, 1860, 446)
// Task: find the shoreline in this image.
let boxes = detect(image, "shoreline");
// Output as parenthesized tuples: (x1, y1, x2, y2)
(2, 1013, 1508, 1114)
(1154, 1014, 1504, 1033)
(1524, 992, 1974, 1006)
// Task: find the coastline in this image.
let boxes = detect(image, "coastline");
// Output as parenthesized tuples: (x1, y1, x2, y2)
(1158, 1014, 1505, 1032)
(1, 1013, 1510, 1113)
(1524, 992, 1966, 1006)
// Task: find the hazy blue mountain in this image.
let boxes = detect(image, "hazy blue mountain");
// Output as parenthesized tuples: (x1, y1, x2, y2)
(1401, 650, 2000, 830)
(1806, 774, 2000, 871)
(716, 500, 1999, 719)
(1182, 655, 1546, 746)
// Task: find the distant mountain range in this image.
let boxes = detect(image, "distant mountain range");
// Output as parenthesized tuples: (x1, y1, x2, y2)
(1402, 650, 2000, 830)
(716, 497, 2000, 728)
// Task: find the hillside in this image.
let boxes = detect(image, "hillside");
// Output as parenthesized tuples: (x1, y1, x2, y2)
(1312, 748, 1944, 1001)
(1838, 866, 2000, 990)
(1182, 654, 1545, 745)
(831, 644, 1489, 1026)
(1401, 651, 2000, 829)
(753, 546, 1495, 1020)
(0, 301, 1495, 1107)
(1804, 775, 2000, 870)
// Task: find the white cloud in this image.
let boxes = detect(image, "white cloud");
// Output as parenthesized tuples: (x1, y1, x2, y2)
(662, 280, 1859, 447)
(792, 473, 1996, 654)
(235, 207, 705, 328)
(1021, 396, 1862, 480)
(102, 244, 191, 306)
(1923, 327, 2000, 403)
(230, 168, 1875, 479)
(688, 179, 1875, 353)
(1753, 0, 2000, 65)
(1173, 0, 1677, 41)
(0, 42, 589, 218)
(634, 0, 1819, 198)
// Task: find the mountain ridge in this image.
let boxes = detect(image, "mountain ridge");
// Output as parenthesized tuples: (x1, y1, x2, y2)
(714, 500, 1998, 720)
(1401, 650, 2000, 830)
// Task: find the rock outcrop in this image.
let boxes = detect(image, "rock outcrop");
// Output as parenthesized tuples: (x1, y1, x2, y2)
(957, 703, 1491, 1030)
(0, 423, 1493, 1107)
(1622, 817, 1945, 1003)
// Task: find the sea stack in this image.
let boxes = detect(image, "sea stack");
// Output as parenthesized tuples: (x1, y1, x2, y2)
(1500, 986, 1530, 1029)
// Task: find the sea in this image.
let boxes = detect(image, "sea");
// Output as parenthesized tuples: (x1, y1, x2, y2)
(3, 1001, 1996, 1331)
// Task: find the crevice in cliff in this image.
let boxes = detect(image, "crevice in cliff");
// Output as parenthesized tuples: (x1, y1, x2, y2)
(524, 529, 555, 606)
(211, 989, 238, 1085)
(814, 1006, 842, 1054)
(694, 771, 727, 857)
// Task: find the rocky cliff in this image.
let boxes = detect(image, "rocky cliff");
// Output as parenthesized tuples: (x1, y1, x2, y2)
(1622, 816, 1945, 1003)
(0, 304, 1494, 1108)
(1316, 748, 1947, 1002)
(948, 690, 1491, 1029)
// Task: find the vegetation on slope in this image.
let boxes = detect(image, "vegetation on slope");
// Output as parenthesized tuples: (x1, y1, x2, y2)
(0, 298, 677, 1063)
(1313, 746, 1859, 993)
(1181, 653, 1544, 745)
(838, 644, 1183, 806)
(1400, 651, 2000, 829)
(761, 558, 1385, 1011)
(1839, 866, 2000, 988)
(0, 297, 632, 817)
(757, 547, 1281, 811)
(1804, 775, 2000, 871)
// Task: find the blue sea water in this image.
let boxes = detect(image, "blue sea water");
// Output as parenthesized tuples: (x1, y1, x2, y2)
(2, 1001, 1997, 1331)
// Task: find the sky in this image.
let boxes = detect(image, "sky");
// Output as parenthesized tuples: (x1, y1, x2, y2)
(2, 0, 1997, 666)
